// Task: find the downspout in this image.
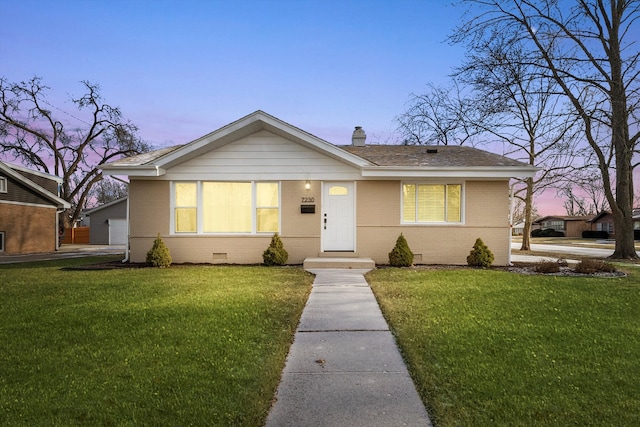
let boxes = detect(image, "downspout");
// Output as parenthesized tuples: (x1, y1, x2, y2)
(111, 176, 130, 263)
(508, 184, 514, 266)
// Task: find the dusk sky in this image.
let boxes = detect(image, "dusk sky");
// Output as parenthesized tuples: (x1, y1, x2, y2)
(1, 0, 636, 215)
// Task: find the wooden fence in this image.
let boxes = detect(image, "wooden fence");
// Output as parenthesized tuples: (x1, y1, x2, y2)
(61, 227, 90, 244)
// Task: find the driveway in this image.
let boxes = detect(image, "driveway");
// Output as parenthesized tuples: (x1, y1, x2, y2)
(0, 244, 125, 264)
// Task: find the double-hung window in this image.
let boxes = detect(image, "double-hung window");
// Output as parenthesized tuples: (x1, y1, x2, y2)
(402, 183, 462, 223)
(173, 181, 280, 234)
(0, 176, 7, 193)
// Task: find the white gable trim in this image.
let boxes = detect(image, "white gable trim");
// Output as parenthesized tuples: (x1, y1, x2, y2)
(154, 111, 370, 172)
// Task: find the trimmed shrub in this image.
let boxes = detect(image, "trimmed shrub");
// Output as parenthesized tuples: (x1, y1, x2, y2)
(262, 233, 288, 266)
(574, 259, 616, 274)
(466, 238, 494, 268)
(582, 230, 609, 239)
(146, 234, 172, 268)
(535, 260, 561, 273)
(388, 233, 414, 267)
(533, 228, 565, 237)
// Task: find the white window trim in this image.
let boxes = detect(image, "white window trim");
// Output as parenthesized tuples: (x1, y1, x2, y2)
(0, 177, 7, 193)
(0, 231, 4, 252)
(170, 181, 281, 235)
(400, 181, 465, 225)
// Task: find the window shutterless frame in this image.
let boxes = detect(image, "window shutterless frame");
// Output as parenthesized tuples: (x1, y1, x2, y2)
(401, 181, 464, 224)
(170, 181, 281, 235)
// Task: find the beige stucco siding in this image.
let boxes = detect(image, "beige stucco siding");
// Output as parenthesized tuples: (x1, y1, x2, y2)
(128, 178, 512, 265)
(355, 180, 511, 265)
(128, 179, 323, 263)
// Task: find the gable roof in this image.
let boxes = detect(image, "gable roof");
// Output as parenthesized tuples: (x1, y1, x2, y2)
(533, 215, 591, 224)
(84, 197, 127, 215)
(102, 110, 538, 179)
(0, 161, 70, 209)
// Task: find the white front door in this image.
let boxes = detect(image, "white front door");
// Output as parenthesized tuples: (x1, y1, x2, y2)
(322, 182, 355, 251)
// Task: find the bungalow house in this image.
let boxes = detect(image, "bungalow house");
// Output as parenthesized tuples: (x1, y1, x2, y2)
(588, 211, 615, 237)
(101, 111, 537, 266)
(0, 161, 70, 254)
(532, 215, 591, 238)
(84, 197, 128, 245)
(590, 209, 640, 239)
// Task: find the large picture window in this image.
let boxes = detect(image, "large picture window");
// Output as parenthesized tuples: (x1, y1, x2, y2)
(402, 183, 462, 223)
(173, 181, 280, 234)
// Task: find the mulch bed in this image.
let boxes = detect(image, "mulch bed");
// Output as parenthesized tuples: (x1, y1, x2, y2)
(66, 261, 626, 277)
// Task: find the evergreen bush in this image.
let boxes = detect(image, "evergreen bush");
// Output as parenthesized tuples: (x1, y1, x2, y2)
(146, 234, 172, 268)
(466, 238, 494, 268)
(262, 233, 288, 266)
(388, 233, 414, 267)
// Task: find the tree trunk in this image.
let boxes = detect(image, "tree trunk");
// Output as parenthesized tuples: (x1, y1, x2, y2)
(520, 177, 533, 251)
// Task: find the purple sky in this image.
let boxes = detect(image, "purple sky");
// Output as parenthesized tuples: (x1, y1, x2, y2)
(1, 0, 636, 215)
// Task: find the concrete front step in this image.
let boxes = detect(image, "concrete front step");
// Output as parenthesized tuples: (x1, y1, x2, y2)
(303, 257, 375, 270)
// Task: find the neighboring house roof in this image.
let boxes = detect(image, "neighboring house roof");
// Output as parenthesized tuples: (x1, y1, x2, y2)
(0, 161, 70, 209)
(590, 209, 640, 222)
(84, 197, 127, 215)
(102, 110, 538, 179)
(588, 211, 612, 223)
(534, 215, 591, 223)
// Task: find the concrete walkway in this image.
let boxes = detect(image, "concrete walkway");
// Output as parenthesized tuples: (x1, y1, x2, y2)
(265, 269, 432, 427)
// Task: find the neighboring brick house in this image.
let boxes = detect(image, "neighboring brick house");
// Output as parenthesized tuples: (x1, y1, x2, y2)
(532, 215, 591, 238)
(589, 209, 640, 238)
(102, 111, 537, 266)
(0, 161, 70, 254)
(589, 211, 615, 237)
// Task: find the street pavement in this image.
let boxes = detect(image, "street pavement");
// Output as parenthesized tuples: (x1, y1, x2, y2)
(511, 241, 640, 258)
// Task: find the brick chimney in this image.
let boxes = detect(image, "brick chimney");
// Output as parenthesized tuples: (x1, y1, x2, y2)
(352, 126, 366, 146)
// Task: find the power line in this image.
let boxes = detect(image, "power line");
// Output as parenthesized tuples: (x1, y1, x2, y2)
(37, 96, 92, 127)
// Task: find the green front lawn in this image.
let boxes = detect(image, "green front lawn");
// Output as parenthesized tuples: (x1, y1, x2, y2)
(367, 267, 640, 426)
(0, 257, 313, 426)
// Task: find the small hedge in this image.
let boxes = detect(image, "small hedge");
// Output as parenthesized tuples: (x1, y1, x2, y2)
(532, 228, 565, 237)
(535, 260, 561, 273)
(582, 230, 609, 239)
(388, 233, 414, 267)
(466, 238, 494, 268)
(262, 233, 288, 266)
(146, 234, 172, 268)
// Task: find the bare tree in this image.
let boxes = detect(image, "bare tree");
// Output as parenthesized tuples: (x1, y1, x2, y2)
(453, 0, 640, 259)
(89, 177, 128, 207)
(454, 32, 581, 250)
(396, 82, 485, 146)
(0, 77, 150, 227)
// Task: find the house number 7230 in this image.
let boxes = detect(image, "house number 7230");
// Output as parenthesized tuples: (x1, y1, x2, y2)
(301, 197, 315, 203)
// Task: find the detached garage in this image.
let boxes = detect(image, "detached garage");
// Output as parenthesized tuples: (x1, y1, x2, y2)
(85, 198, 127, 245)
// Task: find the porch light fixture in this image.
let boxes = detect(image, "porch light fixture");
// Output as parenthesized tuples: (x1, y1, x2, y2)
(305, 180, 311, 190)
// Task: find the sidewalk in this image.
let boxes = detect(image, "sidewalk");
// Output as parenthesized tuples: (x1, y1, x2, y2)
(265, 269, 432, 427)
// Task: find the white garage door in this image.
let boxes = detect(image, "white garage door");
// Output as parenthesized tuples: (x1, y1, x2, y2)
(108, 219, 128, 245)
